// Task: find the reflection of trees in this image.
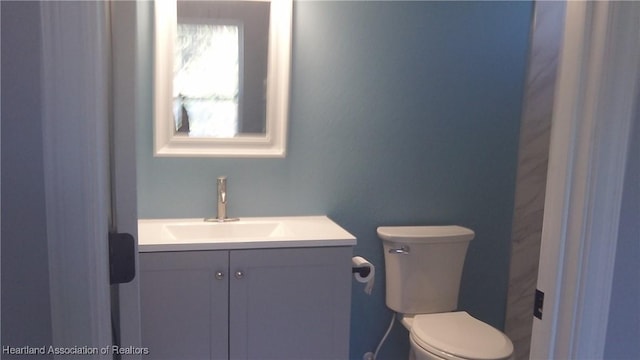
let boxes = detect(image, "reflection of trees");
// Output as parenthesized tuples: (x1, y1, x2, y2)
(174, 23, 239, 100)
(173, 23, 241, 137)
(175, 25, 236, 69)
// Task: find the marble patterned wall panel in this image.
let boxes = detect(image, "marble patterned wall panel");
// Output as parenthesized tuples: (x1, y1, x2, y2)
(505, 2, 566, 359)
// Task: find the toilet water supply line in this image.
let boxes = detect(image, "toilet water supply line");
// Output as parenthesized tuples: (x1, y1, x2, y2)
(365, 313, 396, 360)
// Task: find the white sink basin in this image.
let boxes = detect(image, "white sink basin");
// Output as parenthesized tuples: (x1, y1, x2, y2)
(138, 216, 356, 252)
(165, 221, 286, 240)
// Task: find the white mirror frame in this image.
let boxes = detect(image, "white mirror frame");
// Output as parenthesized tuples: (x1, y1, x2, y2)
(154, 0, 292, 157)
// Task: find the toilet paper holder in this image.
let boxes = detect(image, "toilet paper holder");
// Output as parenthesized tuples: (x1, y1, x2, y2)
(352, 266, 371, 277)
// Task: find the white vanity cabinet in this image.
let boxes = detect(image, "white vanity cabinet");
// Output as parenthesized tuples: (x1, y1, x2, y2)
(140, 251, 229, 359)
(140, 246, 352, 360)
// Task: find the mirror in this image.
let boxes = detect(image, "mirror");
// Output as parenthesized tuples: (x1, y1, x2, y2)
(154, 0, 292, 157)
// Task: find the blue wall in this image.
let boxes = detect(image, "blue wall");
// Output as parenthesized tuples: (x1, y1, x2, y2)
(137, 2, 532, 358)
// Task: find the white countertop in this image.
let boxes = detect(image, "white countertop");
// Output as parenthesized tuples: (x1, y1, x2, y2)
(138, 216, 356, 252)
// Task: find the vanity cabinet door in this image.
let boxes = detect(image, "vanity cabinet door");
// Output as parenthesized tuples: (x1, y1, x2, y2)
(140, 251, 229, 360)
(229, 247, 352, 360)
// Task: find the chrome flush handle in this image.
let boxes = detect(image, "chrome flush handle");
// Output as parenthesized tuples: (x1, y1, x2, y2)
(388, 245, 410, 255)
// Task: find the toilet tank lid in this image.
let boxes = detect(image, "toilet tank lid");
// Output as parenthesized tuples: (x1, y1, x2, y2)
(377, 225, 474, 243)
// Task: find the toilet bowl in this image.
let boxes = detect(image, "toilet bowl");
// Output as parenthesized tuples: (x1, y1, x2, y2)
(401, 312, 513, 360)
(378, 226, 514, 360)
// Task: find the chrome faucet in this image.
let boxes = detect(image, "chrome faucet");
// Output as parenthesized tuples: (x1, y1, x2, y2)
(205, 176, 239, 222)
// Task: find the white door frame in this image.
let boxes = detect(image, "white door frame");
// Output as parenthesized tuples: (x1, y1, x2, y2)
(109, 1, 144, 357)
(530, 1, 640, 359)
(41, 1, 145, 357)
(40, 2, 113, 355)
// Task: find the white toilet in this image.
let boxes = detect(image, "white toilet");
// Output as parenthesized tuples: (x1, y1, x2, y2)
(378, 225, 514, 360)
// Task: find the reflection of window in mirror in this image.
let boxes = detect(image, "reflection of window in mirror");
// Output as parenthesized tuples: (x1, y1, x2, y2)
(175, 1, 269, 138)
(174, 22, 242, 137)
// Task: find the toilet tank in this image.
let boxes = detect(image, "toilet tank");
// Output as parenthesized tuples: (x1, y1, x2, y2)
(378, 225, 474, 314)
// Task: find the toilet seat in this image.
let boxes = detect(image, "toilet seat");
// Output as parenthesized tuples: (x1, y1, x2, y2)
(409, 311, 513, 360)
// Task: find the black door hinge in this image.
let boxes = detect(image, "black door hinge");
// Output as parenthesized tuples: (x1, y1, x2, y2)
(109, 232, 136, 284)
(534, 289, 544, 319)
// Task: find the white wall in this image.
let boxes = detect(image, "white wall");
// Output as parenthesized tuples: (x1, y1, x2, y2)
(604, 87, 640, 359)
